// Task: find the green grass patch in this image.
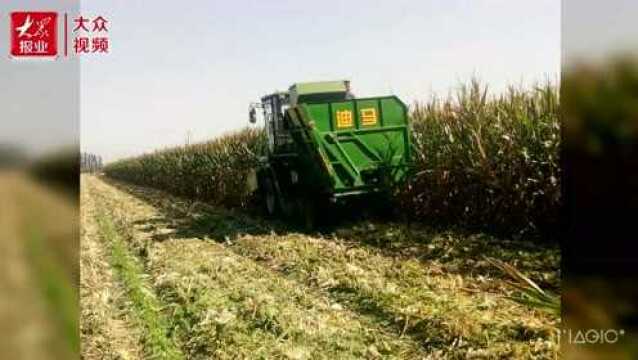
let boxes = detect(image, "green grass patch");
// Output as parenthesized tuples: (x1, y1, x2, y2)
(105, 177, 560, 359)
(25, 227, 79, 356)
(229, 233, 559, 358)
(150, 240, 424, 359)
(94, 207, 184, 359)
(90, 175, 425, 359)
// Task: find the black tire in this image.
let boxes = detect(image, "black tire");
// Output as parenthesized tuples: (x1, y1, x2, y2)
(279, 193, 295, 220)
(262, 177, 278, 217)
(296, 196, 316, 231)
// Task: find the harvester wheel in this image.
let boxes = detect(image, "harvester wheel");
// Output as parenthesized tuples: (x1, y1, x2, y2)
(263, 177, 277, 216)
(296, 197, 316, 231)
(279, 194, 295, 220)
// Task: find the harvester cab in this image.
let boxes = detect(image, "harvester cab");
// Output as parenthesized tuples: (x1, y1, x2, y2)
(249, 80, 411, 228)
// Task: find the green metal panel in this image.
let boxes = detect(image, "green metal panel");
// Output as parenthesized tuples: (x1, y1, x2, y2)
(307, 104, 332, 132)
(379, 98, 406, 126)
(285, 95, 411, 197)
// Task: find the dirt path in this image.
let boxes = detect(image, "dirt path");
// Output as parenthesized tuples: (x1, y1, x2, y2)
(81, 176, 144, 359)
(83, 175, 560, 359)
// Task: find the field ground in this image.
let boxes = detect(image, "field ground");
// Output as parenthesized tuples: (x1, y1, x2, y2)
(0, 171, 78, 359)
(81, 174, 560, 359)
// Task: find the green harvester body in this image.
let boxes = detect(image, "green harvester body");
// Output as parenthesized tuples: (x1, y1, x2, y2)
(250, 80, 411, 225)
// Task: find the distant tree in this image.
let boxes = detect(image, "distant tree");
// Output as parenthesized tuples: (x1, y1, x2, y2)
(0, 143, 28, 168)
(81, 152, 103, 173)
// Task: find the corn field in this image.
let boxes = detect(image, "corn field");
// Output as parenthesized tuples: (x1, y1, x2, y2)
(94, 81, 562, 358)
(104, 128, 266, 208)
(104, 81, 560, 237)
(404, 81, 560, 237)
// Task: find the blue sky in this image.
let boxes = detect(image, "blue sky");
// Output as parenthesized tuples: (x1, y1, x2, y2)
(80, 0, 560, 162)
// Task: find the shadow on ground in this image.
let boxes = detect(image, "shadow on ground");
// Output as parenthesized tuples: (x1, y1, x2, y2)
(99, 176, 560, 355)
(103, 177, 559, 290)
